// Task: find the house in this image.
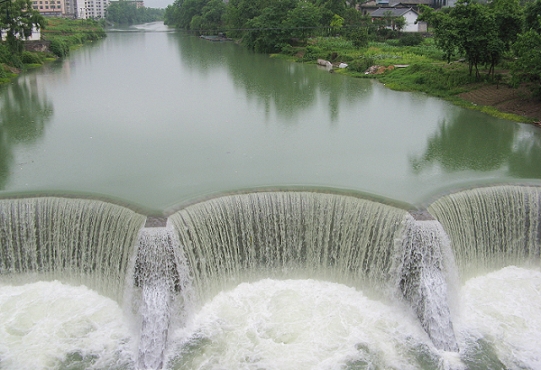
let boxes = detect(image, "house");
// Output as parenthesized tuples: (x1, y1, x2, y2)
(360, 0, 453, 14)
(1, 26, 41, 41)
(370, 7, 427, 32)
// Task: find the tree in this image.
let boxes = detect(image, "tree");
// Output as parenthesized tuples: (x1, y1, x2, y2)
(490, 0, 523, 48)
(452, 0, 503, 79)
(164, 0, 207, 29)
(0, 0, 44, 53)
(393, 15, 406, 31)
(419, 1, 504, 80)
(189, 0, 226, 32)
(512, 30, 541, 97)
(243, 0, 296, 53)
(283, 0, 322, 43)
(524, 0, 541, 33)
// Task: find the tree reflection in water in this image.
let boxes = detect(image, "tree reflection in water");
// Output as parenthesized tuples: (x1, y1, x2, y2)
(411, 110, 541, 178)
(0, 75, 53, 189)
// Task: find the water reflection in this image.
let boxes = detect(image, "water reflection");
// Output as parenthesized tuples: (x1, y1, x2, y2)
(0, 76, 53, 189)
(169, 34, 371, 123)
(412, 110, 541, 178)
(509, 128, 541, 178)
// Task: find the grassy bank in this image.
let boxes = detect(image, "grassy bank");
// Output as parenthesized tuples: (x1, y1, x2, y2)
(0, 18, 106, 85)
(274, 36, 537, 123)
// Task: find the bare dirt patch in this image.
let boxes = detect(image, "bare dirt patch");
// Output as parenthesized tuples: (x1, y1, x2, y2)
(458, 84, 541, 122)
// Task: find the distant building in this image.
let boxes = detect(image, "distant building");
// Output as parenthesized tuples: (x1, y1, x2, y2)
(79, 0, 109, 19)
(1, 26, 42, 41)
(109, 0, 145, 8)
(31, 0, 65, 17)
(31, 0, 110, 18)
(370, 7, 427, 32)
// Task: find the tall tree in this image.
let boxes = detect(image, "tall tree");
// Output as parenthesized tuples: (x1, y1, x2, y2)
(512, 30, 541, 97)
(524, 0, 541, 33)
(243, 0, 296, 52)
(419, 1, 504, 79)
(283, 0, 322, 43)
(0, 0, 44, 53)
(490, 0, 523, 48)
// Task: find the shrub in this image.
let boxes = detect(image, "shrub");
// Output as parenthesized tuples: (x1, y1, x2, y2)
(0, 45, 23, 69)
(302, 45, 325, 62)
(347, 56, 376, 73)
(398, 33, 423, 47)
(21, 51, 44, 65)
(49, 39, 69, 57)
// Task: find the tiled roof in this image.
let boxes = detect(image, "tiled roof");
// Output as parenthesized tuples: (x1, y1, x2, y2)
(370, 7, 418, 17)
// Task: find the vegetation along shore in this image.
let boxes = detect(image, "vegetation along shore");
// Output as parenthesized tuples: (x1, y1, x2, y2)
(0, 0, 163, 85)
(164, 0, 541, 124)
(1, 0, 540, 124)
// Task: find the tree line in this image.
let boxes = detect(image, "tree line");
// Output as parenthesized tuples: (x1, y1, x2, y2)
(106, 1, 165, 25)
(163, 0, 413, 52)
(418, 0, 541, 87)
(164, 0, 541, 96)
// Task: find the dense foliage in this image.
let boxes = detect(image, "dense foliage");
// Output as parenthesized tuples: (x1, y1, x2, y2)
(42, 18, 106, 57)
(417, 0, 540, 92)
(106, 2, 165, 25)
(0, 0, 45, 53)
(1, 18, 105, 83)
(164, 0, 387, 52)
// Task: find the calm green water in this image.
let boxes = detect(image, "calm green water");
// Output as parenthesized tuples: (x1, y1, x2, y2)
(1, 22, 540, 213)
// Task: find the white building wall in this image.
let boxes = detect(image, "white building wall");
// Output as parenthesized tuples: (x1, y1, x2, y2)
(402, 11, 426, 32)
(77, 0, 108, 18)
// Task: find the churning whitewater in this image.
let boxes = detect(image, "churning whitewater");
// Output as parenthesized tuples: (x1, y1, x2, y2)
(0, 186, 540, 369)
(1, 268, 540, 369)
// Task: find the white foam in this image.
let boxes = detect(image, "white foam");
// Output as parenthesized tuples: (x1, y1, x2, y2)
(0, 281, 136, 369)
(455, 266, 541, 369)
(166, 279, 450, 370)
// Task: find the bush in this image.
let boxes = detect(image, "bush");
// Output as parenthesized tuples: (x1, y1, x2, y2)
(21, 51, 44, 65)
(0, 44, 23, 69)
(49, 39, 69, 57)
(398, 33, 423, 47)
(345, 27, 369, 48)
(302, 45, 325, 62)
(347, 56, 376, 73)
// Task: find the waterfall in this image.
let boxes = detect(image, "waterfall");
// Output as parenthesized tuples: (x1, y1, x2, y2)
(0, 192, 466, 364)
(168, 192, 459, 351)
(169, 192, 409, 303)
(0, 197, 145, 301)
(399, 213, 459, 352)
(428, 185, 541, 277)
(134, 221, 192, 370)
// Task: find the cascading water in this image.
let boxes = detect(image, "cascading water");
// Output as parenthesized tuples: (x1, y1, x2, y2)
(1, 187, 540, 369)
(168, 192, 458, 353)
(133, 220, 192, 370)
(399, 213, 459, 352)
(0, 197, 146, 368)
(168, 192, 409, 302)
(428, 185, 541, 277)
(0, 197, 145, 301)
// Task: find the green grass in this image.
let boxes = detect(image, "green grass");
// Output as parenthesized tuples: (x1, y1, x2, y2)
(0, 18, 106, 85)
(277, 35, 535, 122)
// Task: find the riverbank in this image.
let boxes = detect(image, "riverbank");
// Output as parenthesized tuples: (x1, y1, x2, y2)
(273, 37, 541, 125)
(0, 18, 106, 85)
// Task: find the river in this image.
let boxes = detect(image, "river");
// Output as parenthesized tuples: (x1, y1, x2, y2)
(1, 22, 541, 370)
(1, 22, 540, 213)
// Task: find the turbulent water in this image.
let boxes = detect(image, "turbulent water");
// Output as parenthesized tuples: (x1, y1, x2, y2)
(0, 281, 136, 369)
(1, 267, 540, 369)
(0, 187, 540, 369)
